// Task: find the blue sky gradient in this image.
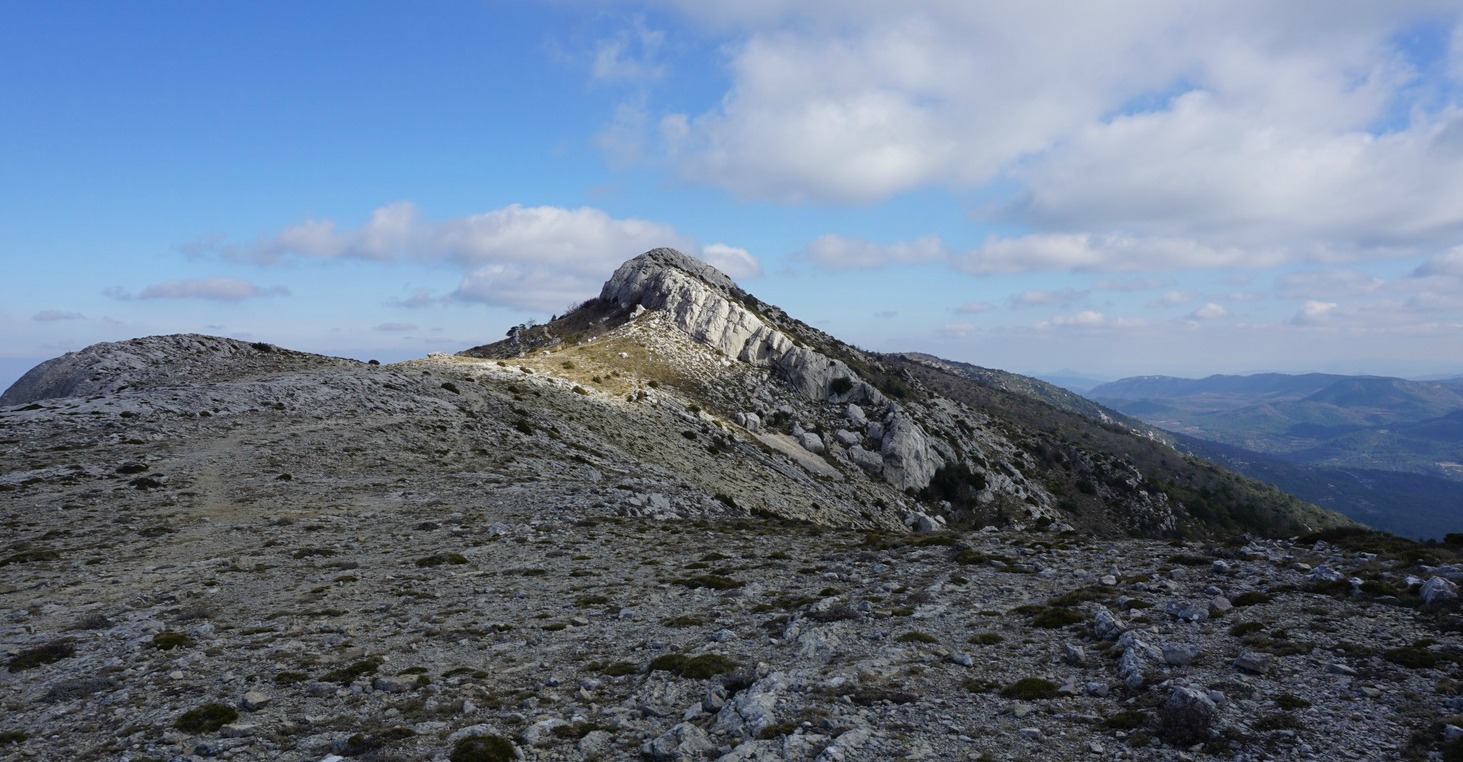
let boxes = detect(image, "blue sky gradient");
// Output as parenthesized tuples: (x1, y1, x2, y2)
(4, 1, 1463, 390)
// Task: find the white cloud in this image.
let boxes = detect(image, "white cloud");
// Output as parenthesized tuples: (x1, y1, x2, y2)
(1413, 247, 1463, 277)
(375, 322, 417, 332)
(592, 19, 666, 83)
(801, 233, 949, 269)
(701, 243, 763, 279)
(1188, 302, 1230, 320)
(1009, 288, 1088, 309)
(630, 3, 1463, 272)
(1039, 310, 1109, 328)
(114, 278, 289, 302)
(938, 322, 981, 338)
(648, 4, 1460, 206)
(1034, 310, 1148, 329)
(957, 232, 1281, 274)
(1146, 290, 1193, 307)
(192, 203, 757, 313)
(33, 310, 85, 321)
(390, 288, 440, 309)
(1290, 300, 1338, 325)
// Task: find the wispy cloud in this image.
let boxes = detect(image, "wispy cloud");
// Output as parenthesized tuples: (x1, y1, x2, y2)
(184, 202, 758, 313)
(1188, 302, 1229, 320)
(108, 277, 289, 302)
(800, 233, 948, 270)
(375, 322, 418, 332)
(1290, 300, 1339, 325)
(32, 310, 85, 321)
(1009, 288, 1088, 309)
(953, 301, 994, 315)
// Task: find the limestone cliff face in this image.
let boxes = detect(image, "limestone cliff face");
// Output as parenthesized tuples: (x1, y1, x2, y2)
(600, 248, 940, 490)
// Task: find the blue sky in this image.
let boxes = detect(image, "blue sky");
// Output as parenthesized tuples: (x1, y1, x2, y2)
(5, 1, 1463, 391)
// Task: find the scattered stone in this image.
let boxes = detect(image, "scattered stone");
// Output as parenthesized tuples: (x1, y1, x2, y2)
(1420, 576, 1459, 607)
(1234, 650, 1274, 674)
(1063, 643, 1086, 667)
(241, 693, 273, 710)
(1163, 643, 1200, 666)
(1093, 606, 1124, 641)
(642, 721, 717, 760)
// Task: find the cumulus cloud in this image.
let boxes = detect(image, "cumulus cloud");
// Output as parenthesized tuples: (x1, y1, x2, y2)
(110, 278, 289, 302)
(1188, 302, 1230, 320)
(1412, 247, 1463, 277)
(800, 233, 949, 270)
(1039, 310, 1108, 328)
(33, 310, 85, 321)
(701, 243, 763, 279)
(189, 203, 758, 312)
(957, 232, 1281, 274)
(592, 18, 666, 83)
(635, 3, 1463, 268)
(1146, 290, 1193, 308)
(1290, 300, 1339, 325)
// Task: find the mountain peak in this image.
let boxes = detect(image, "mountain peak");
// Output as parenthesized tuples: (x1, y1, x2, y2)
(599, 247, 746, 308)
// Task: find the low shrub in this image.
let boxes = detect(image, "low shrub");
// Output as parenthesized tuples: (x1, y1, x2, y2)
(175, 702, 238, 734)
(1000, 677, 1058, 700)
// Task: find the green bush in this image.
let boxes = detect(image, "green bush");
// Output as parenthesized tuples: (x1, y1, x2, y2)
(1000, 678, 1059, 700)
(597, 661, 638, 677)
(672, 574, 742, 590)
(152, 631, 195, 650)
(7, 640, 74, 672)
(449, 734, 516, 762)
(175, 703, 238, 733)
(415, 553, 468, 567)
(1231, 591, 1274, 607)
(320, 657, 383, 684)
(648, 653, 738, 679)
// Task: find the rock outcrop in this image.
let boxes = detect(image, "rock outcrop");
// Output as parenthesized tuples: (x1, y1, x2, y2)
(599, 248, 940, 490)
(0, 334, 356, 406)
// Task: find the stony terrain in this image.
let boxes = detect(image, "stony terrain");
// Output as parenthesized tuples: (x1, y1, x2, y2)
(3, 249, 1460, 761)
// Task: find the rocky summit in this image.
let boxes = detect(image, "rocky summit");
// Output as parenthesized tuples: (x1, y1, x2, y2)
(2, 248, 1461, 761)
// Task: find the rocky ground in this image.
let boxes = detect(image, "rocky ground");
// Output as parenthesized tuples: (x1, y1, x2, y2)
(1, 251, 1458, 761)
(3, 364, 1463, 761)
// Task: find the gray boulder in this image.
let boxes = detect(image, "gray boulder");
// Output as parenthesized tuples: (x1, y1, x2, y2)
(1421, 576, 1459, 607)
(643, 721, 717, 760)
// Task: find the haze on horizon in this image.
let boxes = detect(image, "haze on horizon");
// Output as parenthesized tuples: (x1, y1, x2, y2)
(4, 2, 1463, 394)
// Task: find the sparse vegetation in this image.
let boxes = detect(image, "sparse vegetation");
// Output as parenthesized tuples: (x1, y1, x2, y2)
(1000, 677, 1059, 700)
(449, 734, 516, 762)
(175, 702, 238, 734)
(321, 657, 383, 684)
(151, 631, 194, 650)
(7, 640, 74, 672)
(415, 552, 469, 567)
(648, 653, 738, 679)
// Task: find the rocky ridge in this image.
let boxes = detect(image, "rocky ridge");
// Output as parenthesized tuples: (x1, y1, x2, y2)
(4, 248, 1442, 762)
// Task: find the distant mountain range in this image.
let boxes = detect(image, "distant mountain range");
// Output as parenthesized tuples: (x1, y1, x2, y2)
(1091, 372, 1463, 538)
